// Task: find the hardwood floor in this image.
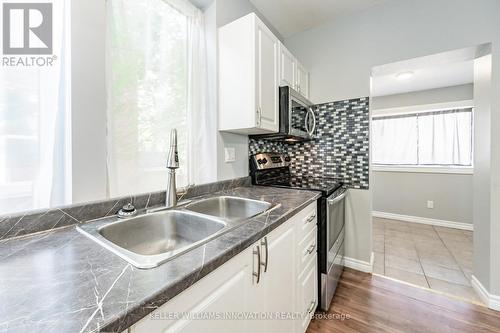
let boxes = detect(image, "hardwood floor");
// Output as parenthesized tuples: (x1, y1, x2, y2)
(307, 268, 500, 333)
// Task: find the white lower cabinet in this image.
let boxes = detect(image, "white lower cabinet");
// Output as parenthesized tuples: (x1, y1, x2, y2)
(297, 256, 318, 332)
(255, 219, 296, 333)
(128, 202, 317, 333)
(129, 245, 254, 333)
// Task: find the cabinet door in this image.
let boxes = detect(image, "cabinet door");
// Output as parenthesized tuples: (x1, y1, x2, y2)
(261, 220, 296, 332)
(256, 20, 279, 132)
(296, 62, 309, 99)
(130, 247, 254, 333)
(297, 256, 318, 333)
(279, 43, 296, 87)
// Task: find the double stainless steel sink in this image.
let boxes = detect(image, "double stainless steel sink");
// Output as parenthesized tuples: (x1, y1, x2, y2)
(77, 196, 274, 269)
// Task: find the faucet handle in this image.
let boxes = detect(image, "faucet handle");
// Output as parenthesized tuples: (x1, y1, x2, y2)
(177, 183, 195, 201)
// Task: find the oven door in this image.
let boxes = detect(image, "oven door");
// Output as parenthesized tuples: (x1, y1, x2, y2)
(320, 189, 346, 311)
(326, 189, 346, 268)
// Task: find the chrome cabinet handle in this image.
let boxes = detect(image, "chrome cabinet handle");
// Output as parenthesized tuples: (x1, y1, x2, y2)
(307, 300, 316, 314)
(306, 243, 316, 255)
(260, 237, 268, 273)
(305, 214, 316, 223)
(256, 107, 261, 127)
(253, 246, 261, 284)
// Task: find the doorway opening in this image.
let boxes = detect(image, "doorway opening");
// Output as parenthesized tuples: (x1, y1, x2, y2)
(369, 45, 490, 304)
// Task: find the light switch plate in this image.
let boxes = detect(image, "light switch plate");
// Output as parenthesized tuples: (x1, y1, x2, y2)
(224, 147, 236, 163)
(427, 200, 434, 209)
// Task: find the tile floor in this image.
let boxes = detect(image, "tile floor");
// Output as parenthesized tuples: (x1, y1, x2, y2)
(372, 217, 479, 303)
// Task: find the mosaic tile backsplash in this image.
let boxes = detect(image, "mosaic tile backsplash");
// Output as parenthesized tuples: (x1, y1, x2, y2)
(249, 97, 370, 189)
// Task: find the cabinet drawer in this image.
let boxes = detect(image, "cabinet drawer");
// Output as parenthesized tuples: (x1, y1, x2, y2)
(298, 254, 318, 333)
(297, 226, 317, 276)
(296, 202, 317, 242)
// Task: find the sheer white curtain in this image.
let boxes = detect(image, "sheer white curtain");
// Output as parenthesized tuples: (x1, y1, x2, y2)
(107, 0, 214, 197)
(418, 110, 473, 165)
(372, 115, 418, 165)
(372, 109, 473, 166)
(0, 1, 69, 214)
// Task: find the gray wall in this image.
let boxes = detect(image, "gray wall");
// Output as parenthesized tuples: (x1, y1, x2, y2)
(285, 0, 500, 295)
(372, 171, 473, 224)
(371, 84, 474, 225)
(371, 84, 473, 110)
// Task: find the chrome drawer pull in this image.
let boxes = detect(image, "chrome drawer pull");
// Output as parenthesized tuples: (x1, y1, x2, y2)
(260, 237, 268, 273)
(306, 243, 316, 255)
(253, 246, 261, 284)
(306, 214, 316, 223)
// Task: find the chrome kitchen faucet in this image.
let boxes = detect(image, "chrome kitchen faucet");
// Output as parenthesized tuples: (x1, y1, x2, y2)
(165, 129, 179, 208)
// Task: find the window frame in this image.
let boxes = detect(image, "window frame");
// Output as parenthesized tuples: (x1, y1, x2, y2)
(371, 103, 474, 174)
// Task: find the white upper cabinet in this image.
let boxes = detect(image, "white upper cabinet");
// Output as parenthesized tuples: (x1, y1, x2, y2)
(256, 20, 280, 132)
(219, 13, 279, 134)
(296, 61, 310, 99)
(279, 43, 296, 88)
(218, 13, 310, 135)
(279, 43, 310, 100)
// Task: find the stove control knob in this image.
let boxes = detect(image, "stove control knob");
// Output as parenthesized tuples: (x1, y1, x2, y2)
(284, 156, 291, 162)
(257, 158, 267, 165)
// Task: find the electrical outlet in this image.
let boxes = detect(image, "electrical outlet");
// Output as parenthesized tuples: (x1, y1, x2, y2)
(427, 200, 434, 209)
(224, 147, 236, 163)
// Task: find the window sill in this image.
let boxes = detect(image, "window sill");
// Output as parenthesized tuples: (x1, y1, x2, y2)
(372, 165, 474, 175)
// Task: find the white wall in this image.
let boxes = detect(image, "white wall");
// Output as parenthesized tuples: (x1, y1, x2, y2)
(71, 0, 107, 204)
(285, 0, 500, 296)
(371, 84, 473, 110)
(473, 54, 494, 297)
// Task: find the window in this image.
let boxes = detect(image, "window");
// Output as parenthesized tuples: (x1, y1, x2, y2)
(372, 109, 473, 167)
(0, 1, 70, 214)
(107, 0, 212, 197)
(107, 0, 188, 197)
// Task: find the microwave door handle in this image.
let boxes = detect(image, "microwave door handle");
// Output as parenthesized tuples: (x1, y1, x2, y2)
(305, 108, 316, 136)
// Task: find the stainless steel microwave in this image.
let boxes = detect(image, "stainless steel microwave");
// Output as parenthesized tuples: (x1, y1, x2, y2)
(251, 86, 316, 141)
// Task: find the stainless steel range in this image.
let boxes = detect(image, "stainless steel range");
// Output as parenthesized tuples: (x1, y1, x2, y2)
(250, 152, 346, 311)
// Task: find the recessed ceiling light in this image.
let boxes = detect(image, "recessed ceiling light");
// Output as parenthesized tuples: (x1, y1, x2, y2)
(395, 71, 415, 80)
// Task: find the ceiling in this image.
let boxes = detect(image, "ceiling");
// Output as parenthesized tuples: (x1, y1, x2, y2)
(371, 48, 476, 97)
(189, 0, 213, 9)
(249, 0, 388, 38)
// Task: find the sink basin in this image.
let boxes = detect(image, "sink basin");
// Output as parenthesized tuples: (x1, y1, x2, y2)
(77, 210, 226, 269)
(185, 196, 272, 221)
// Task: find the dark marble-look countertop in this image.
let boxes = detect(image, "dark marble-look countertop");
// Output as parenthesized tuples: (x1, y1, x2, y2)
(0, 186, 320, 333)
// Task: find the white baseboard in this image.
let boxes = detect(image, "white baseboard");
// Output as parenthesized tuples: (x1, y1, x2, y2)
(372, 211, 473, 231)
(344, 252, 374, 273)
(471, 275, 500, 311)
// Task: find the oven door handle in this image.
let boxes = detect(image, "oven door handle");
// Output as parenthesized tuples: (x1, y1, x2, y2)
(327, 192, 346, 205)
